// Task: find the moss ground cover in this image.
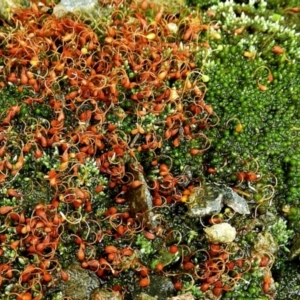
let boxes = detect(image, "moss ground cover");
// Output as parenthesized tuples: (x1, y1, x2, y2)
(0, 0, 299, 299)
(197, 0, 300, 216)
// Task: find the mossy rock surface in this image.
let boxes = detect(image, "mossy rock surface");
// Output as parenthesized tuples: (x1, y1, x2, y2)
(55, 263, 100, 300)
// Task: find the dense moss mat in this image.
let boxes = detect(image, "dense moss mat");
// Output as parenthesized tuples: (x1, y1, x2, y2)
(190, 0, 300, 298)
(0, 0, 300, 299)
(196, 0, 300, 221)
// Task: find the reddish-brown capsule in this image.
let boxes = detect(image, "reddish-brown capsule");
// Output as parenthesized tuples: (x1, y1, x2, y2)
(131, 180, 144, 189)
(169, 245, 178, 254)
(139, 277, 150, 287)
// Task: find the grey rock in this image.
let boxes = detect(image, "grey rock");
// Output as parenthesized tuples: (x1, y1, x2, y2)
(187, 185, 223, 217)
(56, 262, 100, 300)
(131, 274, 175, 299)
(53, 0, 114, 18)
(90, 288, 122, 300)
(126, 163, 157, 229)
(187, 183, 250, 217)
(222, 185, 250, 215)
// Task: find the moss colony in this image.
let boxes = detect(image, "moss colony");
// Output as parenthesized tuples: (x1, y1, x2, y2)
(0, 0, 299, 299)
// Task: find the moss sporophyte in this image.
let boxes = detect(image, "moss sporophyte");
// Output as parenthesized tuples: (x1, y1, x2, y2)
(0, 0, 299, 299)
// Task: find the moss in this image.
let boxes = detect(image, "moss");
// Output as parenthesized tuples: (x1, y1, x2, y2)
(0, 0, 299, 298)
